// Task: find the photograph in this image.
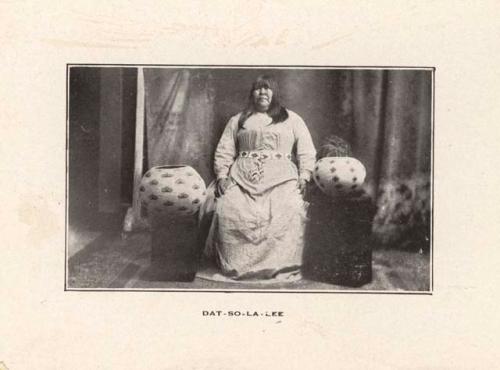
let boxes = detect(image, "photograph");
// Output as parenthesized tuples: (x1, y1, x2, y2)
(66, 65, 433, 292)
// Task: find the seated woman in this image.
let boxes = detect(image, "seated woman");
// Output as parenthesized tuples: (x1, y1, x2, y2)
(205, 75, 317, 281)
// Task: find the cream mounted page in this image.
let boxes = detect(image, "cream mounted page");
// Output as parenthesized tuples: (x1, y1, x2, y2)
(1, 1, 499, 369)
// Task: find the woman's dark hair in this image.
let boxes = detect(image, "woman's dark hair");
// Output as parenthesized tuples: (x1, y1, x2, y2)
(237, 75, 289, 129)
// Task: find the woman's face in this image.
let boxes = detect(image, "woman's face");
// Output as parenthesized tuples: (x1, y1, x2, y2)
(252, 85, 273, 112)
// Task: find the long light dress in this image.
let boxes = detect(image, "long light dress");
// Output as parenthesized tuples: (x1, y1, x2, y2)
(207, 109, 317, 280)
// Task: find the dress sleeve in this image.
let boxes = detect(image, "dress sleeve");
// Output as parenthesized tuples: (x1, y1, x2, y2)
(214, 115, 238, 180)
(292, 113, 317, 182)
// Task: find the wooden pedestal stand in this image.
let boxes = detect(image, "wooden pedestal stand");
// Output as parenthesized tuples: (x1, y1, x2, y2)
(304, 188, 376, 287)
(150, 214, 202, 282)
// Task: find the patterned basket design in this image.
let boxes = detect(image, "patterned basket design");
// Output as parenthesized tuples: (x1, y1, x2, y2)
(313, 157, 366, 197)
(139, 165, 207, 217)
(239, 151, 292, 160)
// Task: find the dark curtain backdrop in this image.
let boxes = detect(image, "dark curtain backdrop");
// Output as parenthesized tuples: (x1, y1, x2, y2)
(69, 67, 137, 229)
(139, 68, 432, 249)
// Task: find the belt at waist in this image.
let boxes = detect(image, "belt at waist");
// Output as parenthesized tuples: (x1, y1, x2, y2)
(238, 150, 292, 160)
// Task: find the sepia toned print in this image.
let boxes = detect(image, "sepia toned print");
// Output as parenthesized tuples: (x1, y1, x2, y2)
(66, 65, 433, 292)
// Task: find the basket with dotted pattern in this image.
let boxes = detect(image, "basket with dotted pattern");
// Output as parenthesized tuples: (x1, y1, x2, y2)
(139, 165, 207, 218)
(313, 157, 367, 197)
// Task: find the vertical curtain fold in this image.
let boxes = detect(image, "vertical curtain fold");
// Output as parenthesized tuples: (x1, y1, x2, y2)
(351, 70, 387, 195)
(370, 70, 432, 249)
(143, 68, 216, 181)
(144, 69, 189, 167)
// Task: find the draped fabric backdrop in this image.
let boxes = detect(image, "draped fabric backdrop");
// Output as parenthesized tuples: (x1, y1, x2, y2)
(131, 68, 432, 250)
(144, 68, 217, 181)
(328, 70, 432, 250)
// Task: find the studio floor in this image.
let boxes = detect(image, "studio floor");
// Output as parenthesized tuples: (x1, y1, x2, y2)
(67, 226, 430, 292)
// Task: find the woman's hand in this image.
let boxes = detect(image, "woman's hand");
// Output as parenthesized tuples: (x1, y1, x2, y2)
(215, 177, 233, 198)
(297, 178, 308, 197)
